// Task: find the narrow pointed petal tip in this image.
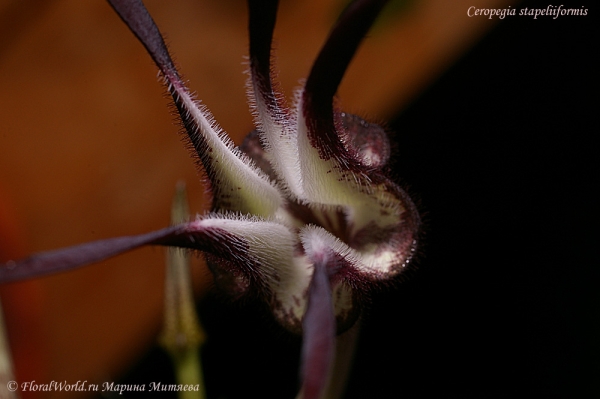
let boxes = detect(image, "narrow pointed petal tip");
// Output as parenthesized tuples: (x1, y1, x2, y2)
(246, 0, 305, 198)
(0, 226, 180, 283)
(110, 0, 284, 218)
(301, 0, 390, 163)
(0, 216, 291, 286)
(107, 0, 177, 78)
(300, 262, 335, 399)
(247, 0, 279, 92)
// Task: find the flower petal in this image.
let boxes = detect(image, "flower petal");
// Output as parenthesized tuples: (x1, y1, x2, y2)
(108, 0, 282, 217)
(193, 215, 313, 332)
(300, 225, 361, 331)
(302, 0, 389, 162)
(0, 225, 181, 283)
(247, 0, 303, 198)
(341, 112, 391, 168)
(299, 258, 335, 399)
(295, 0, 390, 205)
(0, 214, 297, 289)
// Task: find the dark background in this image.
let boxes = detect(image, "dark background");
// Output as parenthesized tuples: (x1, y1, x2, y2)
(119, 1, 598, 397)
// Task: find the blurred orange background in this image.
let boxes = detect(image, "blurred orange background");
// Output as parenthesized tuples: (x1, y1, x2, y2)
(0, 0, 511, 397)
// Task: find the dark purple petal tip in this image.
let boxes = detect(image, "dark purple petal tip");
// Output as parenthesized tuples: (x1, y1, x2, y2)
(303, 0, 389, 162)
(0, 226, 180, 283)
(107, 0, 177, 78)
(300, 262, 336, 399)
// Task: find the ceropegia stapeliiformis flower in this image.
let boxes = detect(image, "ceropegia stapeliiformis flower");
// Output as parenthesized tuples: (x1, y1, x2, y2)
(0, 0, 420, 397)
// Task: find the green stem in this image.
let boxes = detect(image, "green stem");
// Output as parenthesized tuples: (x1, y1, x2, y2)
(159, 182, 207, 399)
(172, 347, 205, 399)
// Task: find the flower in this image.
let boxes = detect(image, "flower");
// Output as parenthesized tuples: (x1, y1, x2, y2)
(0, 0, 419, 397)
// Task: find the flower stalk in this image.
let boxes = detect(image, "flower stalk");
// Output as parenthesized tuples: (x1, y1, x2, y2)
(158, 183, 206, 399)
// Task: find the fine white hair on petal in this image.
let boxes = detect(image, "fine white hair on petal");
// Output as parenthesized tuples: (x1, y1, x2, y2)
(245, 65, 304, 200)
(193, 213, 314, 331)
(300, 225, 359, 269)
(294, 98, 369, 207)
(299, 224, 405, 279)
(193, 214, 297, 286)
(173, 84, 284, 218)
